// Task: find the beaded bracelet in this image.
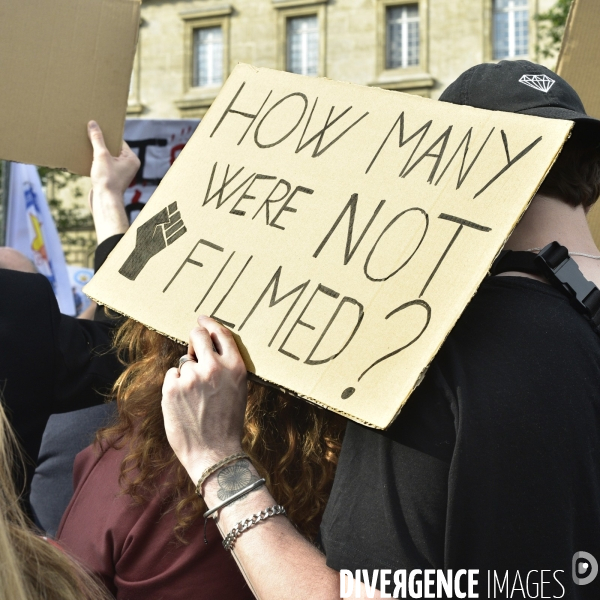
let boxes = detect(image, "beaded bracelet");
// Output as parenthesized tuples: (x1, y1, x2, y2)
(222, 505, 287, 551)
(195, 452, 248, 496)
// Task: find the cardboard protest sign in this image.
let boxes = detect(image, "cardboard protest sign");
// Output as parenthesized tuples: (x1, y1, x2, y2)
(123, 119, 200, 222)
(0, 0, 140, 176)
(557, 0, 600, 121)
(85, 64, 571, 429)
(556, 0, 600, 247)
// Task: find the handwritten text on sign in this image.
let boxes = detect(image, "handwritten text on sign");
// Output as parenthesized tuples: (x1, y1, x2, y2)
(85, 65, 571, 428)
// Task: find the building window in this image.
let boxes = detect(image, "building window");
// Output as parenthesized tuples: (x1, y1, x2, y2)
(193, 26, 223, 87)
(287, 15, 319, 76)
(386, 4, 420, 69)
(493, 0, 529, 59)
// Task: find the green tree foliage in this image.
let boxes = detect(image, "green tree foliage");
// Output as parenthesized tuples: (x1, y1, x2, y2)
(536, 0, 574, 61)
(37, 168, 95, 261)
(37, 167, 93, 233)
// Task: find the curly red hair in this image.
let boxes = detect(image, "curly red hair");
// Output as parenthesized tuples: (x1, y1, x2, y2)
(97, 319, 345, 542)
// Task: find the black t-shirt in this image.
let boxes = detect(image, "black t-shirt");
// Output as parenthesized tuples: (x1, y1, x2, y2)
(320, 276, 600, 599)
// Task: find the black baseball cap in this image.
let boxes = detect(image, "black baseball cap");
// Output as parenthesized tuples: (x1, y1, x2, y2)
(439, 60, 600, 132)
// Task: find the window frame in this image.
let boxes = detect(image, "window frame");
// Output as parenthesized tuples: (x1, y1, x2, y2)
(180, 7, 231, 95)
(385, 4, 420, 70)
(286, 14, 320, 76)
(192, 25, 225, 88)
(127, 18, 145, 115)
(484, 0, 537, 62)
(376, 0, 428, 80)
(274, 1, 327, 78)
(492, 0, 530, 60)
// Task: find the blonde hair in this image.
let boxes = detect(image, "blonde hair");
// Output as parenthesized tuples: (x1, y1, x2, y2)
(0, 401, 110, 600)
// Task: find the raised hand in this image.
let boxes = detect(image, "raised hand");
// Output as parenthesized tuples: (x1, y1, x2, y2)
(118, 202, 187, 280)
(87, 120, 140, 244)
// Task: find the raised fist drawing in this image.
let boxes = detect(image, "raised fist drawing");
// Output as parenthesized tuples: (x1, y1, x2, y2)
(119, 202, 187, 281)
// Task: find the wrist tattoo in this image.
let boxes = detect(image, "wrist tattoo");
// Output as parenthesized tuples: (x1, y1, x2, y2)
(217, 459, 259, 502)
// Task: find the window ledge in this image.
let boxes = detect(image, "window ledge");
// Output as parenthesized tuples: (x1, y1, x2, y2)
(369, 72, 435, 93)
(272, 0, 328, 8)
(126, 102, 144, 116)
(180, 5, 233, 20)
(174, 88, 222, 112)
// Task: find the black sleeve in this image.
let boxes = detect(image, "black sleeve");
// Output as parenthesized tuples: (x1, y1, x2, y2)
(0, 268, 120, 498)
(93, 233, 126, 325)
(52, 311, 121, 414)
(49, 233, 125, 412)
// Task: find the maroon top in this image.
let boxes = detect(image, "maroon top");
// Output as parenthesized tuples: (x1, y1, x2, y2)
(57, 443, 254, 600)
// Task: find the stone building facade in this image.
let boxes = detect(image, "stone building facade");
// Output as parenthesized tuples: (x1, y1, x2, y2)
(61, 0, 558, 266)
(128, 0, 557, 119)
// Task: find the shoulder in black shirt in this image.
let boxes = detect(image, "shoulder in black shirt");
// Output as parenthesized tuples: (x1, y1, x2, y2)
(320, 276, 600, 599)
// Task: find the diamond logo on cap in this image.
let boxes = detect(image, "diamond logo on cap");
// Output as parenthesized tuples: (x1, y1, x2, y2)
(519, 74, 555, 93)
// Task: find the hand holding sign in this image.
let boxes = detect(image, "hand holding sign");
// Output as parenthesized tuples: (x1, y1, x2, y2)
(119, 203, 187, 280)
(161, 316, 247, 480)
(87, 121, 140, 244)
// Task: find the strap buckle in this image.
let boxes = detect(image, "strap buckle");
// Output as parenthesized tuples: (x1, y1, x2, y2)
(535, 242, 600, 325)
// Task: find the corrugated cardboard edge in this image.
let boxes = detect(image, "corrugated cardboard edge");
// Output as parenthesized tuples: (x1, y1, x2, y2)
(555, 0, 578, 76)
(85, 68, 574, 430)
(556, 0, 600, 247)
(106, 0, 142, 162)
(84, 288, 377, 424)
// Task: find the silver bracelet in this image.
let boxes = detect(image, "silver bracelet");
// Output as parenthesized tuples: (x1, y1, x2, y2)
(222, 504, 286, 551)
(203, 478, 266, 520)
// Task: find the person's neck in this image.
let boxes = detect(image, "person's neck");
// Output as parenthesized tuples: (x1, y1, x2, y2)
(503, 193, 600, 285)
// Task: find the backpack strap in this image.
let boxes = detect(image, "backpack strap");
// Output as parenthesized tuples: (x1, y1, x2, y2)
(491, 241, 600, 328)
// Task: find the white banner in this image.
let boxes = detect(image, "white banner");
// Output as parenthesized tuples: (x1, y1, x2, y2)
(124, 119, 200, 222)
(6, 163, 76, 315)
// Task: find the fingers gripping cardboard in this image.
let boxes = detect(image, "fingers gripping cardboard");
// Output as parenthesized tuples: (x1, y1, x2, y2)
(85, 65, 571, 429)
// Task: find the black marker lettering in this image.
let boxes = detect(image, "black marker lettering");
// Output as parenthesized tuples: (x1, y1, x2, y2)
(401, 126, 453, 181)
(254, 93, 309, 149)
(296, 99, 370, 158)
(238, 266, 310, 349)
(357, 299, 431, 382)
(278, 284, 339, 361)
(252, 179, 292, 224)
(216, 172, 257, 209)
(474, 130, 543, 198)
(313, 194, 386, 264)
(419, 213, 492, 297)
(194, 251, 236, 312)
(366, 112, 432, 174)
(210, 82, 273, 145)
(163, 239, 224, 293)
(230, 174, 277, 216)
(211, 256, 253, 328)
(434, 127, 495, 188)
(269, 186, 314, 230)
(203, 163, 245, 207)
(364, 208, 429, 282)
(305, 296, 364, 365)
